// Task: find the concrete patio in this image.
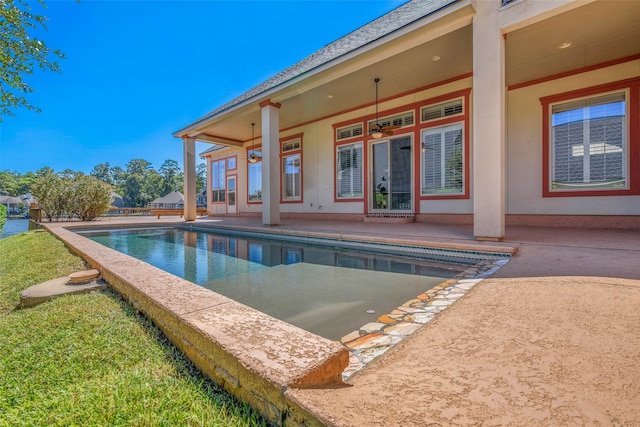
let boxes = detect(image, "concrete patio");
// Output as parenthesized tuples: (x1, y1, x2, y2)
(43, 215, 640, 425)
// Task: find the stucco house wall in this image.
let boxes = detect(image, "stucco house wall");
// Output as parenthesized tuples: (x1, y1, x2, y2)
(506, 59, 640, 216)
(190, 1, 640, 233)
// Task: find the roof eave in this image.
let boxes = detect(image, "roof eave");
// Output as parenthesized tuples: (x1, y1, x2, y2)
(174, 0, 468, 139)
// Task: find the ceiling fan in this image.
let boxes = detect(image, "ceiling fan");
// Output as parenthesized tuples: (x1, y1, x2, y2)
(248, 122, 260, 163)
(370, 78, 399, 138)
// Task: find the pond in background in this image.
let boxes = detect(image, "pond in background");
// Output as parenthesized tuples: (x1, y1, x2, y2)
(0, 219, 29, 239)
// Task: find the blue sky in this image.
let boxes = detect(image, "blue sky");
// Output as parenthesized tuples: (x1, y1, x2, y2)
(0, 0, 405, 175)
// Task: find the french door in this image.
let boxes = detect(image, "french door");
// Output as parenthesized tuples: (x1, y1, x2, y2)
(370, 136, 413, 211)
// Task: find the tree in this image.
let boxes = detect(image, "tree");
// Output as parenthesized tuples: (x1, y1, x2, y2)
(126, 159, 151, 176)
(143, 169, 163, 204)
(31, 172, 111, 221)
(196, 162, 206, 193)
(124, 173, 143, 208)
(0, 170, 20, 195)
(70, 175, 111, 220)
(90, 162, 113, 185)
(159, 159, 181, 195)
(31, 172, 67, 221)
(35, 166, 54, 177)
(1, 0, 65, 120)
(110, 165, 126, 195)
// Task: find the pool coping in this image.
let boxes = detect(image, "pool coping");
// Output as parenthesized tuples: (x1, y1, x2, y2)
(173, 222, 515, 380)
(43, 219, 516, 426)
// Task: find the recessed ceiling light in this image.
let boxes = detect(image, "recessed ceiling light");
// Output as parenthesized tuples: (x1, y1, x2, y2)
(432, 55, 441, 61)
(327, 94, 334, 99)
(558, 42, 572, 49)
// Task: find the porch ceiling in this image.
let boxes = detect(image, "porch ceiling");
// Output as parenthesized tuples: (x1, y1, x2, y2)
(192, 1, 640, 147)
(505, 0, 640, 87)
(192, 25, 473, 143)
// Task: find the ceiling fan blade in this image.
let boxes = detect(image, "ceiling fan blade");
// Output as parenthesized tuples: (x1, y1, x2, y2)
(382, 125, 401, 131)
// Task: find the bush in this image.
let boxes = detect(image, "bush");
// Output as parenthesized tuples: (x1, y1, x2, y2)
(31, 173, 112, 221)
(0, 204, 6, 232)
(71, 175, 112, 220)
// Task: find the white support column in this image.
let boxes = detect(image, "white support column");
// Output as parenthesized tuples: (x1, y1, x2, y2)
(472, 0, 505, 240)
(260, 100, 281, 225)
(182, 136, 197, 221)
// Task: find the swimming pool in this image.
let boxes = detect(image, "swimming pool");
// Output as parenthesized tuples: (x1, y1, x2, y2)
(80, 226, 507, 341)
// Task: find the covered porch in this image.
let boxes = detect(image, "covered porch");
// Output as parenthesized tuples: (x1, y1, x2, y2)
(176, 0, 640, 240)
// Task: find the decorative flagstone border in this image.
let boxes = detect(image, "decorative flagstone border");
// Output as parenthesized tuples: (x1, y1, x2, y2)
(340, 257, 511, 380)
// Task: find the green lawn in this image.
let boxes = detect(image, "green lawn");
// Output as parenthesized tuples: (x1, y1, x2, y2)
(0, 231, 269, 427)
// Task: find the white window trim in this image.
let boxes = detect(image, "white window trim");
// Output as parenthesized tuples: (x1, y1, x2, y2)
(336, 142, 364, 199)
(420, 122, 465, 196)
(282, 153, 302, 200)
(247, 158, 262, 202)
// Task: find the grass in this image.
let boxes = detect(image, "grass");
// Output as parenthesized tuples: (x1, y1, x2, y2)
(0, 231, 270, 427)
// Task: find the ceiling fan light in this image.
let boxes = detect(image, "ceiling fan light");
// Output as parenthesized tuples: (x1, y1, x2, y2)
(248, 122, 257, 163)
(371, 130, 383, 139)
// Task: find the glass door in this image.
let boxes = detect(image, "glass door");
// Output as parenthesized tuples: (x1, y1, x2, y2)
(370, 136, 412, 211)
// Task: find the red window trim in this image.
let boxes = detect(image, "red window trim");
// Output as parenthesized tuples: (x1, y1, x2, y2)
(331, 88, 472, 208)
(540, 77, 640, 198)
(333, 121, 365, 145)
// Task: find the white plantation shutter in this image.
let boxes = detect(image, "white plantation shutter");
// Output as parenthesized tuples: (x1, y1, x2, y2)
(421, 99, 463, 122)
(551, 92, 626, 189)
(337, 143, 363, 198)
(337, 124, 364, 140)
(367, 112, 414, 132)
(282, 154, 301, 200)
(421, 123, 463, 195)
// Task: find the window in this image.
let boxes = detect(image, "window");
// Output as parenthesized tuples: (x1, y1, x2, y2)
(282, 154, 301, 200)
(541, 77, 640, 197)
(418, 90, 470, 200)
(421, 123, 464, 195)
(227, 156, 237, 170)
(211, 159, 225, 202)
(336, 142, 363, 198)
(282, 138, 301, 153)
(281, 135, 302, 202)
(550, 92, 626, 191)
(336, 123, 363, 141)
(367, 111, 413, 134)
(421, 99, 463, 122)
(248, 158, 262, 202)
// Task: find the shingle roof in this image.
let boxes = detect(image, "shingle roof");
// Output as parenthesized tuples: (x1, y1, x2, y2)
(0, 195, 24, 205)
(150, 190, 184, 205)
(177, 0, 458, 134)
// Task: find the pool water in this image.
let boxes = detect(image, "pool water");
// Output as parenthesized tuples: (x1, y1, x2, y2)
(82, 226, 493, 340)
